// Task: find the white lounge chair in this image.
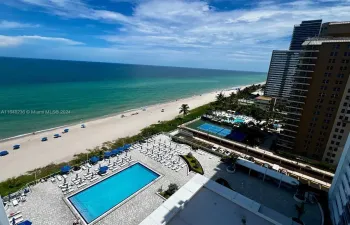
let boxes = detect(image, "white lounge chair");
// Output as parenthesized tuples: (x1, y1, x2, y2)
(57, 175, 63, 181)
(12, 200, 19, 206)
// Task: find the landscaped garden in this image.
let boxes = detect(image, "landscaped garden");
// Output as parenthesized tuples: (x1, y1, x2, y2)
(180, 152, 204, 175)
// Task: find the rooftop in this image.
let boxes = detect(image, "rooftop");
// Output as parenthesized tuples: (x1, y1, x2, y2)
(140, 174, 297, 225)
(255, 96, 272, 101)
(303, 37, 350, 45)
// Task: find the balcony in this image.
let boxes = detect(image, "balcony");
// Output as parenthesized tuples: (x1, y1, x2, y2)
(280, 132, 296, 139)
(283, 125, 298, 133)
(276, 142, 294, 149)
(288, 97, 306, 104)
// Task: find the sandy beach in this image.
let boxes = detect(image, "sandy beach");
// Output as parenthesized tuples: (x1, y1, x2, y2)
(0, 83, 264, 181)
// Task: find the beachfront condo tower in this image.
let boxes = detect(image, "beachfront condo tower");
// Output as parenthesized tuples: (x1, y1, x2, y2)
(278, 22, 350, 165)
(264, 20, 322, 103)
(289, 20, 323, 51)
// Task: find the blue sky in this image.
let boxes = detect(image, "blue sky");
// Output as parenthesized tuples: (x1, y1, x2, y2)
(1, 0, 350, 72)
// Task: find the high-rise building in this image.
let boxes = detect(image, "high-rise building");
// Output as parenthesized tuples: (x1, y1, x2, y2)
(264, 50, 300, 100)
(320, 22, 350, 38)
(289, 20, 322, 50)
(264, 20, 322, 102)
(328, 134, 350, 225)
(278, 22, 350, 165)
(0, 196, 9, 225)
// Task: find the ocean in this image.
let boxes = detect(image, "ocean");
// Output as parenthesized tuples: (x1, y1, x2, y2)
(0, 57, 266, 139)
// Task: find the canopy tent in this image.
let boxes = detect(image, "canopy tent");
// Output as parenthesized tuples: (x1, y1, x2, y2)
(60, 165, 71, 174)
(117, 146, 124, 151)
(90, 156, 99, 164)
(18, 220, 32, 225)
(13, 145, 20, 149)
(99, 166, 108, 174)
(0, 151, 9, 156)
(104, 151, 111, 158)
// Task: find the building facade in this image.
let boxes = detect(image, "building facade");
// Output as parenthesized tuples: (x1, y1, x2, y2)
(278, 35, 350, 164)
(289, 20, 322, 50)
(328, 134, 350, 225)
(264, 50, 300, 101)
(0, 197, 9, 225)
(264, 20, 322, 103)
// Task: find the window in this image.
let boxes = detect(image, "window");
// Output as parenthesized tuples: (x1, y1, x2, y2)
(325, 158, 329, 162)
(337, 142, 340, 145)
(340, 115, 344, 119)
(343, 123, 346, 127)
(332, 154, 336, 157)
(341, 129, 344, 133)
(337, 122, 341, 126)
(330, 159, 334, 163)
(329, 147, 333, 150)
(331, 140, 335, 144)
(344, 102, 348, 107)
(338, 135, 342, 140)
(342, 109, 345, 113)
(333, 134, 337, 138)
(335, 128, 339, 132)
(327, 152, 331, 156)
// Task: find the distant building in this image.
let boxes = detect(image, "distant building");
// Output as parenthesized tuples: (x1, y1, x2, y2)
(255, 96, 276, 111)
(289, 20, 323, 50)
(278, 22, 350, 165)
(320, 22, 350, 38)
(328, 134, 350, 225)
(264, 50, 301, 101)
(265, 20, 322, 103)
(0, 197, 9, 225)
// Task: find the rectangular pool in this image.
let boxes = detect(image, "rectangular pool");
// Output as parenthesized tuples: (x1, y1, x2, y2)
(68, 163, 160, 224)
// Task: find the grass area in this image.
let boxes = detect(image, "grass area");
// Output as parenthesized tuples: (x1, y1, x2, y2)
(0, 103, 211, 197)
(180, 154, 204, 175)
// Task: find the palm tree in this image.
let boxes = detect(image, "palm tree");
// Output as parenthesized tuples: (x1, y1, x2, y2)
(179, 104, 190, 116)
(216, 92, 226, 110)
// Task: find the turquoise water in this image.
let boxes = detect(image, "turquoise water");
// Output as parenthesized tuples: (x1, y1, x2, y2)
(69, 163, 159, 223)
(0, 57, 266, 139)
(233, 118, 245, 123)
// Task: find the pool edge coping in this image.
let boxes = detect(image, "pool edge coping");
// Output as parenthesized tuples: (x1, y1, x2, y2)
(63, 161, 163, 225)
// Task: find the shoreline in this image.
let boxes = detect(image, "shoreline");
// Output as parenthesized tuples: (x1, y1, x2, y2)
(0, 81, 265, 143)
(0, 81, 265, 181)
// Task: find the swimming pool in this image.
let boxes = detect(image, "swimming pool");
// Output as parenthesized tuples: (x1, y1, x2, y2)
(68, 163, 160, 224)
(233, 118, 245, 123)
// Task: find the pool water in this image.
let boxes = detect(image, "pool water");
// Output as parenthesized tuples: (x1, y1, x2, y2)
(233, 118, 245, 123)
(69, 163, 160, 223)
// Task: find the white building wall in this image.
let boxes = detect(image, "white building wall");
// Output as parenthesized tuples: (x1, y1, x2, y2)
(0, 197, 9, 225)
(329, 134, 350, 225)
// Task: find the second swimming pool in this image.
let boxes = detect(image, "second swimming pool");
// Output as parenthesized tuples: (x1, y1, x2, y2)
(68, 163, 160, 224)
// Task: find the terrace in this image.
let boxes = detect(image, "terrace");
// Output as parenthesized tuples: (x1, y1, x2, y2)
(2, 134, 322, 225)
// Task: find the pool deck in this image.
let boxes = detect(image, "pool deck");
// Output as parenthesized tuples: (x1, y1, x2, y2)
(4, 134, 322, 225)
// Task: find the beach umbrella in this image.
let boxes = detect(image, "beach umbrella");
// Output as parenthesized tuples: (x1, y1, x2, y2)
(41, 137, 48, 142)
(0, 151, 9, 156)
(60, 165, 71, 174)
(13, 145, 20, 150)
(99, 166, 108, 174)
(64, 128, 69, 133)
(90, 156, 99, 164)
(104, 151, 111, 158)
(18, 220, 32, 225)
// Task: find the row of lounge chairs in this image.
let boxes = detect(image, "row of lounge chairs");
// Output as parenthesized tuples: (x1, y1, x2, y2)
(8, 211, 24, 225)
